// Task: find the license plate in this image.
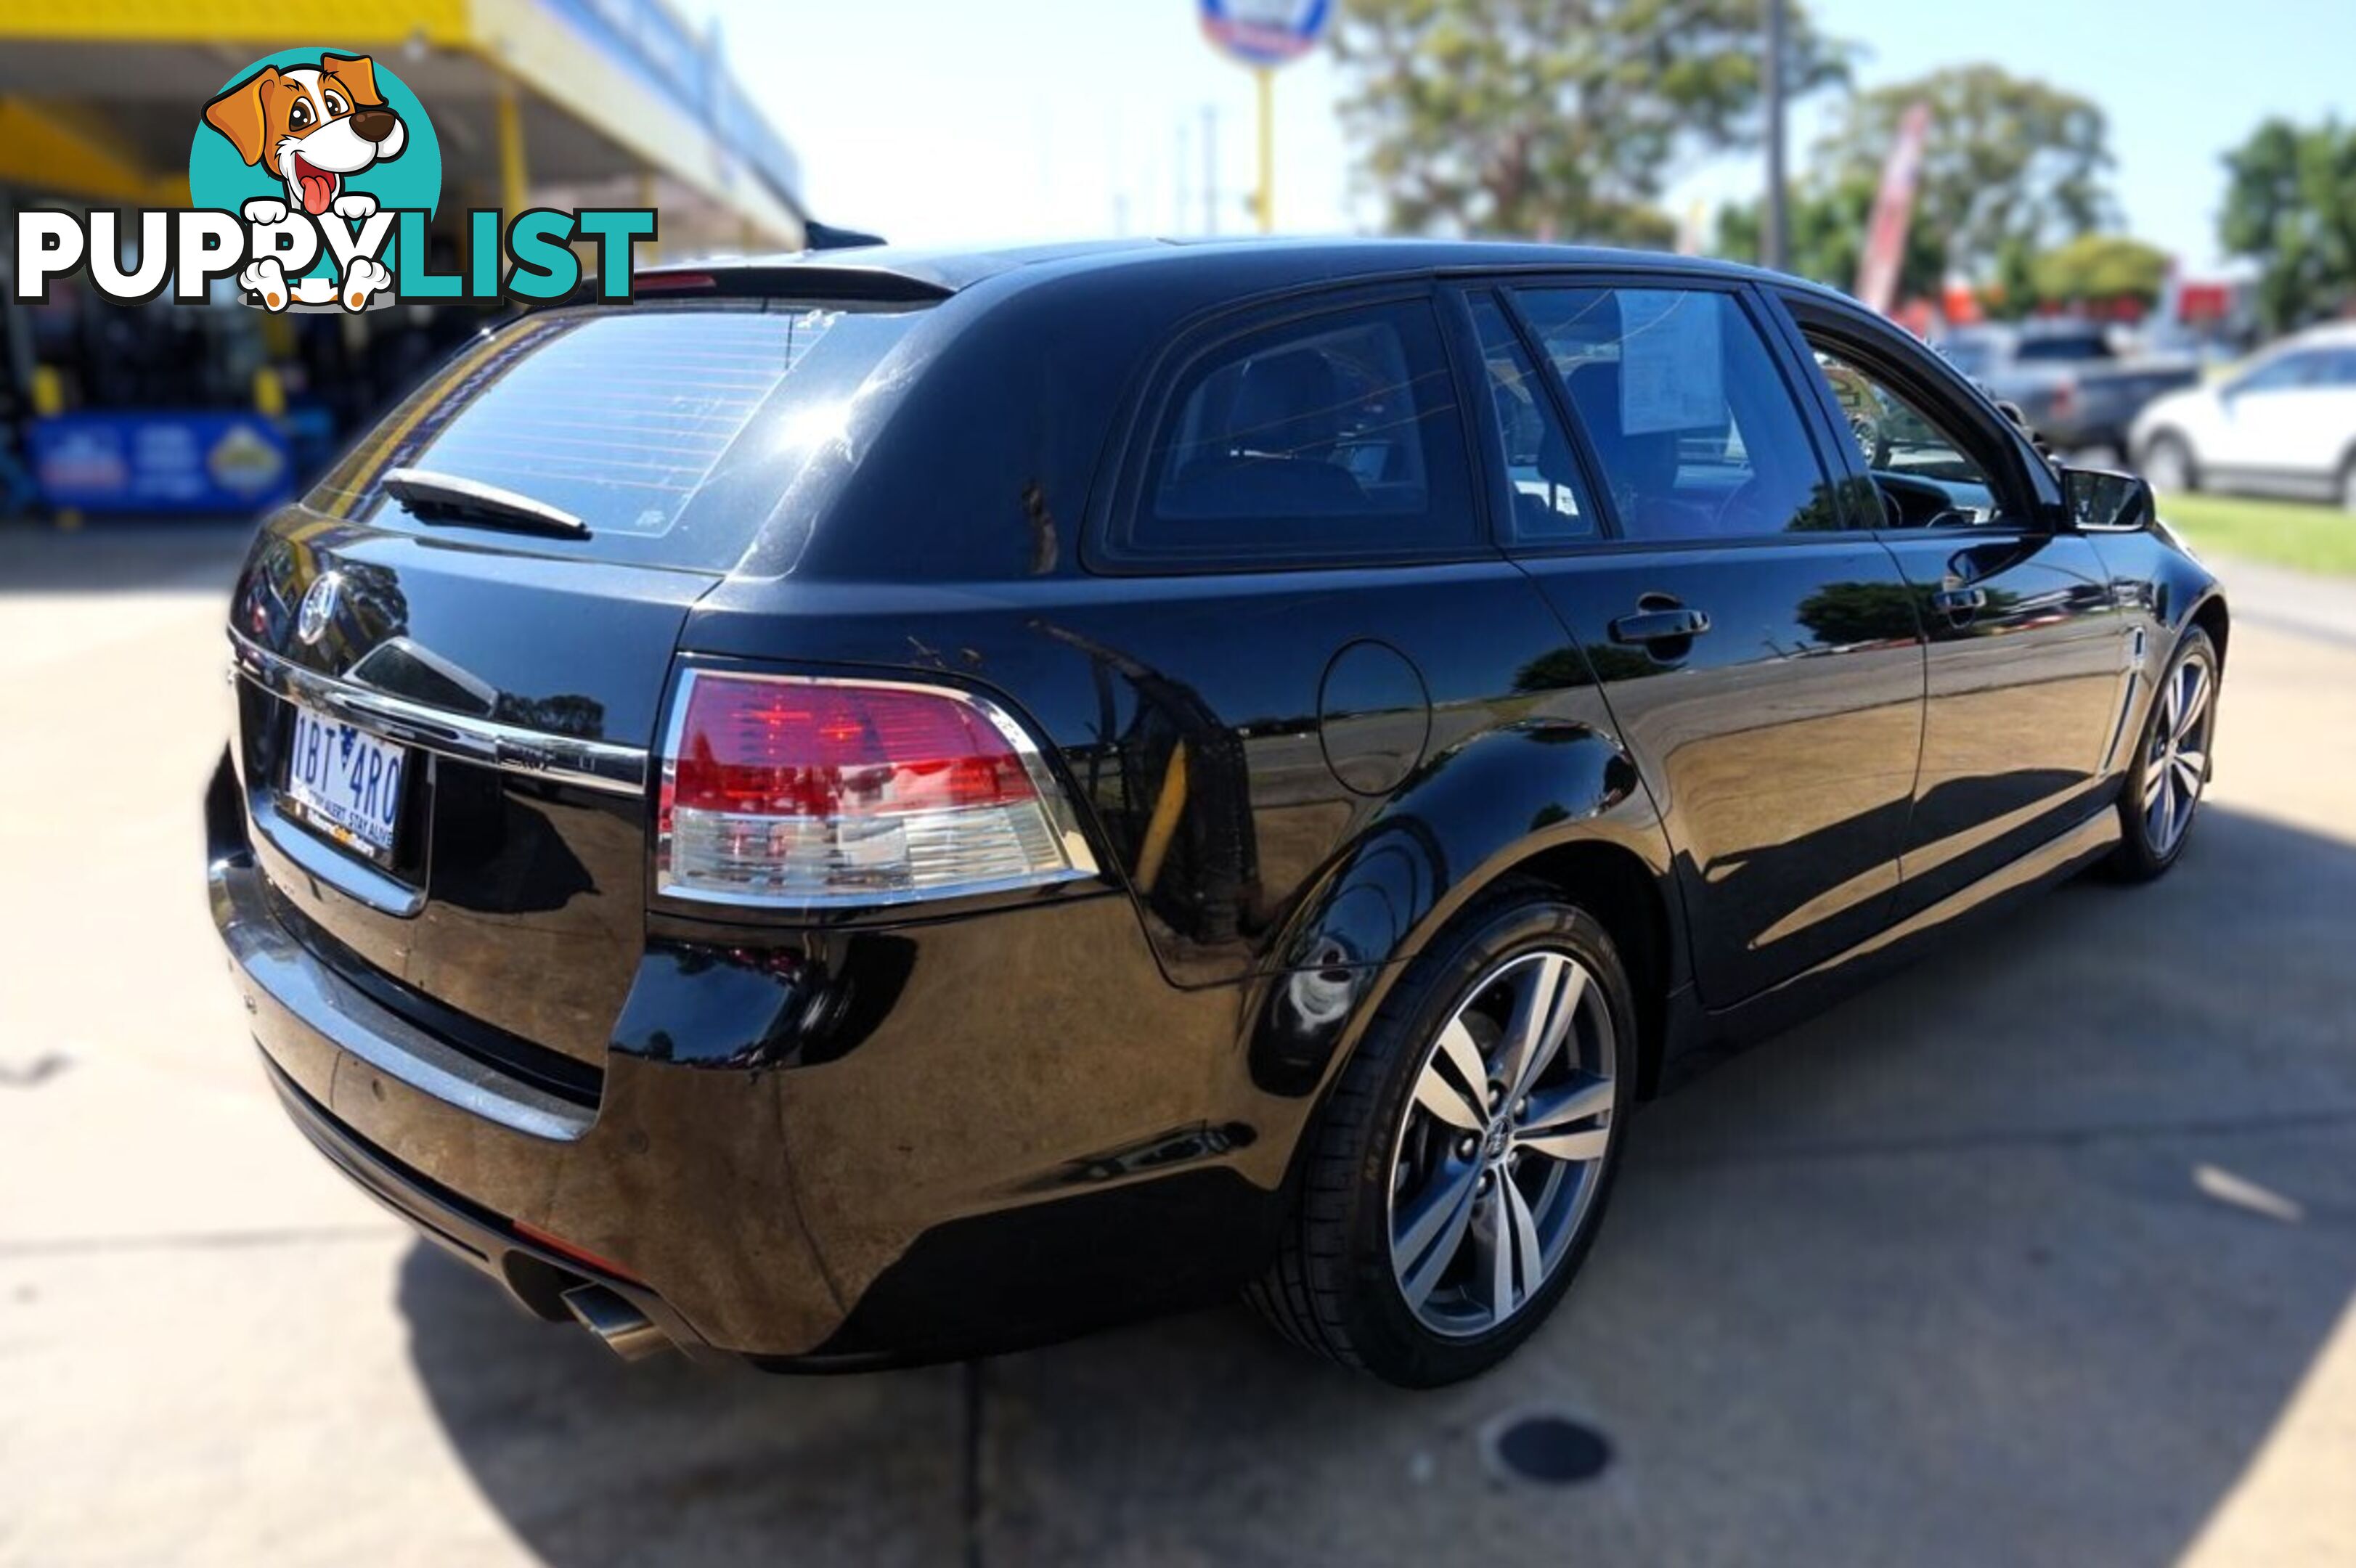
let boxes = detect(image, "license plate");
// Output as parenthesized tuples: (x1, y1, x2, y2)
(281, 703, 407, 864)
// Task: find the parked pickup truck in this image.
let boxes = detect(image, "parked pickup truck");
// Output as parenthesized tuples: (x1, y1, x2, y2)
(1936, 323, 2200, 456)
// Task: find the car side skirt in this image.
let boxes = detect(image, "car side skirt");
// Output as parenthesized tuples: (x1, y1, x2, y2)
(1660, 801, 2124, 1090)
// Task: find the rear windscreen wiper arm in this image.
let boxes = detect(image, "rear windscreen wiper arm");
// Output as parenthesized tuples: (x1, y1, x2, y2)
(381, 467, 589, 537)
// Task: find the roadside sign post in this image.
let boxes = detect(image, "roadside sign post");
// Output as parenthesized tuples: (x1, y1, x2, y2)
(1199, 0, 1331, 234)
(1256, 65, 1275, 232)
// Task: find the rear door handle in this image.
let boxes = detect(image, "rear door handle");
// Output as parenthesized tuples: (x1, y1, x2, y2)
(1609, 607, 1713, 645)
(1931, 587, 1989, 614)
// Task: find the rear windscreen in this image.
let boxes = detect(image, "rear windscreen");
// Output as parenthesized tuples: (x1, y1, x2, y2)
(309, 300, 931, 571)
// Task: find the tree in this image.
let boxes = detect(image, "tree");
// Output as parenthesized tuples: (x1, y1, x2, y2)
(1715, 170, 1944, 301)
(1811, 64, 2113, 281)
(1796, 581, 1927, 646)
(2219, 118, 2356, 334)
(1334, 0, 1850, 245)
(2029, 233, 2171, 313)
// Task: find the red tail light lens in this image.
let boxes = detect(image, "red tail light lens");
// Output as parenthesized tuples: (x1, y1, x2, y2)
(670, 680, 1036, 817)
(656, 671, 1095, 907)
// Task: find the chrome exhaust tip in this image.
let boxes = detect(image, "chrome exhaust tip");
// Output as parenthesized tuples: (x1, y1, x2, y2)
(561, 1283, 672, 1361)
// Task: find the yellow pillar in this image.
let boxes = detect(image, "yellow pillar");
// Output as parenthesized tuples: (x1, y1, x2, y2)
(497, 78, 528, 215)
(1255, 66, 1274, 234)
(253, 366, 286, 420)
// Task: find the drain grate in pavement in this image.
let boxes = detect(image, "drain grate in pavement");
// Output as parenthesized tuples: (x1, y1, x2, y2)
(1483, 1409, 1613, 1486)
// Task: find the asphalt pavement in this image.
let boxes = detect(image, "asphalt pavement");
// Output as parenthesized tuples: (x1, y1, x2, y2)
(2, 519, 2353, 1567)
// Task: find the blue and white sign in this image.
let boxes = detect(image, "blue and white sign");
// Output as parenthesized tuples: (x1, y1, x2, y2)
(29, 412, 292, 515)
(1199, 0, 1332, 67)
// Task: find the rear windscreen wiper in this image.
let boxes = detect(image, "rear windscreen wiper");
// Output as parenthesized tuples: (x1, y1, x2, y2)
(382, 467, 589, 537)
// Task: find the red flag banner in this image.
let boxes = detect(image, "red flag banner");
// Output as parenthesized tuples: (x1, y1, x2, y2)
(1855, 100, 1932, 317)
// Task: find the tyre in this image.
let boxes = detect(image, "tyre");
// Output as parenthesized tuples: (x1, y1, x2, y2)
(1248, 881, 1636, 1387)
(2339, 452, 2356, 514)
(2140, 431, 2198, 495)
(2108, 627, 2219, 882)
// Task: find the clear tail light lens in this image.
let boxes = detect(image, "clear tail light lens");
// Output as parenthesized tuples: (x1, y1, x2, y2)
(656, 670, 1098, 907)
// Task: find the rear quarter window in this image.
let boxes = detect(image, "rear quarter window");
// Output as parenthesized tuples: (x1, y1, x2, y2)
(1106, 297, 1481, 569)
(309, 300, 931, 572)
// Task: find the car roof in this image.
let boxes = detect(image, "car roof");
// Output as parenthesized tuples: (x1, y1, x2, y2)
(2289, 320, 2356, 347)
(639, 235, 1814, 303)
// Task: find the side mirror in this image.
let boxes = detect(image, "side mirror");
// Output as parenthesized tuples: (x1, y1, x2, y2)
(2063, 467, 2155, 534)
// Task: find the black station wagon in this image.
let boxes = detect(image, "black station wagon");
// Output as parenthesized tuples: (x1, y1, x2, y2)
(208, 240, 2228, 1386)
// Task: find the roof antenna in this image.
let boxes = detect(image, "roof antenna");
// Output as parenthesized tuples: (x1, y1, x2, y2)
(804, 221, 886, 251)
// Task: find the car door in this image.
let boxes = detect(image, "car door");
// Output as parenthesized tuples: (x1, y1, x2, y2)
(2204, 348, 2331, 484)
(2278, 347, 2356, 494)
(1067, 282, 1600, 988)
(1464, 277, 1926, 1007)
(1776, 291, 2132, 918)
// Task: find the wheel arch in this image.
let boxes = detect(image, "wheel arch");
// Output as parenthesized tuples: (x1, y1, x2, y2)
(1489, 838, 1676, 1099)
(1247, 720, 1687, 1106)
(2189, 590, 2231, 669)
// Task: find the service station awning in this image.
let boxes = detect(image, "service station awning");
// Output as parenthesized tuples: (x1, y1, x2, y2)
(0, 0, 807, 253)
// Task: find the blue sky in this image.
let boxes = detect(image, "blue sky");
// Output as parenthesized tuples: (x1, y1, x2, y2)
(700, 0, 2354, 272)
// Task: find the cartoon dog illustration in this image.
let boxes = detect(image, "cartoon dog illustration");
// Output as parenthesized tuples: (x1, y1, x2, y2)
(203, 54, 404, 311)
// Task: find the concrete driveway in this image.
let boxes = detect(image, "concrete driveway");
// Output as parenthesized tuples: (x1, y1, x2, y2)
(3, 523, 2352, 1567)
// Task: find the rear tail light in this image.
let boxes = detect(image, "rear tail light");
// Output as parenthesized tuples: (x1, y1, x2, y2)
(2050, 375, 2079, 420)
(655, 670, 1098, 907)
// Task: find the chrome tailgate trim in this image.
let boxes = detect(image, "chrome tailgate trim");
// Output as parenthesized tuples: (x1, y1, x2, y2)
(230, 633, 648, 798)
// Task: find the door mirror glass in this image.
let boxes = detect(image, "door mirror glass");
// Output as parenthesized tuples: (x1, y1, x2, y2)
(2064, 467, 2153, 534)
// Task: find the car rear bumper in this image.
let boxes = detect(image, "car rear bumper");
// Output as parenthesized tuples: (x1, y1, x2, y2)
(254, 1047, 709, 1357)
(208, 843, 846, 1357)
(206, 754, 1291, 1365)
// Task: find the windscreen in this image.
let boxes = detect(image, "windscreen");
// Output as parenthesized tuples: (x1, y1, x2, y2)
(309, 299, 931, 571)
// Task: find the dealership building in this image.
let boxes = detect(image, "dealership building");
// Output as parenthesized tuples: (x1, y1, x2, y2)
(0, 0, 810, 518)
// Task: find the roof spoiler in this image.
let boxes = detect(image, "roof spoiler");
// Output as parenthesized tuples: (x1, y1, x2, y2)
(804, 221, 887, 250)
(627, 264, 953, 304)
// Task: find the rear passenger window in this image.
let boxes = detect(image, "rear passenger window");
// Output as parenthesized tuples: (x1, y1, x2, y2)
(1512, 287, 1850, 540)
(1126, 299, 1479, 565)
(1468, 293, 1597, 543)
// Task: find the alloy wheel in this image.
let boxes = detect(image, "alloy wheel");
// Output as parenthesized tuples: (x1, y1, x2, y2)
(1386, 949, 1617, 1338)
(2143, 647, 2215, 857)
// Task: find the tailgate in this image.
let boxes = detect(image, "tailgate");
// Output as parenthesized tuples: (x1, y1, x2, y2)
(229, 516, 708, 1096)
(220, 295, 937, 1100)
